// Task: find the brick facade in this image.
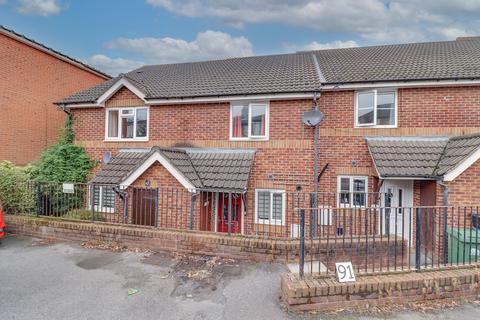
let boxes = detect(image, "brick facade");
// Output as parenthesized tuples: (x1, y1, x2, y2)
(70, 84, 480, 236)
(0, 31, 108, 165)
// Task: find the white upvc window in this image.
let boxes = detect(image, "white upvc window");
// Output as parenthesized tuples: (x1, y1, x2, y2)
(255, 189, 286, 225)
(91, 185, 116, 213)
(230, 102, 269, 140)
(355, 89, 397, 128)
(105, 106, 149, 141)
(337, 176, 368, 207)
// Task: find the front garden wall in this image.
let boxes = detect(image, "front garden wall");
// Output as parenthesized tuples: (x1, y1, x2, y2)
(281, 266, 480, 312)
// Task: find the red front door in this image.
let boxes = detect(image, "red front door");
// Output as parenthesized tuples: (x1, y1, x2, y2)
(217, 193, 242, 233)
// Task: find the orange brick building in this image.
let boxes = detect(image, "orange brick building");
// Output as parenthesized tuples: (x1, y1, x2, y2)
(58, 37, 480, 243)
(0, 26, 110, 165)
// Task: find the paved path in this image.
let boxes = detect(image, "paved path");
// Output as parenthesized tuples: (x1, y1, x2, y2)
(1, 235, 480, 320)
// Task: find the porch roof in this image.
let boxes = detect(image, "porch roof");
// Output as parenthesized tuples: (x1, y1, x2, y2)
(90, 147, 255, 192)
(367, 133, 480, 179)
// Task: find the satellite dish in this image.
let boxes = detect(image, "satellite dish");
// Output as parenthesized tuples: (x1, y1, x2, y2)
(303, 109, 324, 127)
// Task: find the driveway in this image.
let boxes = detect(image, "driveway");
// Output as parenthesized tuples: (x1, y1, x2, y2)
(1, 235, 480, 320)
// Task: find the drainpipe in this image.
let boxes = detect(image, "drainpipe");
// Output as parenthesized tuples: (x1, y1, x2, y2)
(313, 92, 321, 199)
(302, 92, 324, 237)
(438, 180, 449, 206)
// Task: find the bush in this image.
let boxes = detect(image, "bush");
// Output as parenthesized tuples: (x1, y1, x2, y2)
(0, 161, 34, 214)
(31, 114, 95, 183)
(28, 114, 95, 216)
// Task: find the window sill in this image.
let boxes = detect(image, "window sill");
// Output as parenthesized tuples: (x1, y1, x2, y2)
(255, 219, 285, 226)
(354, 125, 397, 129)
(230, 137, 269, 142)
(104, 138, 149, 142)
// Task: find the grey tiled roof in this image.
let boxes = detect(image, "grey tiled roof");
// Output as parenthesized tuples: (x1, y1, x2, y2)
(58, 76, 121, 104)
(367, 137, 448, 178)
(312, 38, 480, 84)
(90, 149, 150, 185)
(58, 53, 321, 104)
(58, 37, 480, 105)
(187, 149, 256, 190)
(437, 133, 480, 175)
(367, 133, 480, 178)
(91, 147, 255, 191)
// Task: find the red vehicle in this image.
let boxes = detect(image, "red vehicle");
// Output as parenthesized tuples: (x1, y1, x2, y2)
(0, 206, 5, 240)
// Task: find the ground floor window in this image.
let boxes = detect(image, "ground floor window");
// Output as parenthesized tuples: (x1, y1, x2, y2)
(255, 189, 286, 225)
(91, 185, 116, 212)
(337, 176, 368, 207)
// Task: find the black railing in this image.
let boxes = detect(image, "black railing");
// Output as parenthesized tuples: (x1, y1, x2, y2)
(297, 206, 480, 277)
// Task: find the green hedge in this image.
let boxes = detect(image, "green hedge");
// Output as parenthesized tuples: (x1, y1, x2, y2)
(0, 161, 34, 214)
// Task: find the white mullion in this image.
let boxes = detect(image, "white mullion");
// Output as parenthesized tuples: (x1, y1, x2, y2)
(133, 109, 137, 139)
(247, 104, 252, 139)
(117, 109, 122, 139)
(270, 192, 274, 222)
(349, 177, 354, 207)
(99, 187, 103, 211)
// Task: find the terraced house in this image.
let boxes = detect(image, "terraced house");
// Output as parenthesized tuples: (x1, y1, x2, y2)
(57, 36, 480, 242)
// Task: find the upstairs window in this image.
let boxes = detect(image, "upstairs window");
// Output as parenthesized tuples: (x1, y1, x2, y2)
(230, 102, 268, 140)
(355, 89, 396, 127)
(106, 107, 149, 141)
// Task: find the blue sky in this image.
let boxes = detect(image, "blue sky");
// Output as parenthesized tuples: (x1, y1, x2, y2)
(1, 0, 479, 75)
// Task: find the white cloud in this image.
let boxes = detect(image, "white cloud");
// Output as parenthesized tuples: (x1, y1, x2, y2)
(84, 54, 145, 76)
(105, 30, 253, 64)
(16, 0, 62, 16)
(304, 40, 358, 51)
(146, 0, 480, 43)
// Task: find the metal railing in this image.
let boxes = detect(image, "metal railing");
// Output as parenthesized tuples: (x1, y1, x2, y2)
(297, 206, 480, 277)
(8, 181, 386, 238)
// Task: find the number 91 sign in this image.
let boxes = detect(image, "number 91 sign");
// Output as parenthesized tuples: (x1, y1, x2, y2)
(335, 262, 356, 282)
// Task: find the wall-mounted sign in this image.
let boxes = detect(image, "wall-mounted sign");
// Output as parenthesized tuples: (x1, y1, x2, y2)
(62, 183, 74, 194)
(335, 262, 356, 282)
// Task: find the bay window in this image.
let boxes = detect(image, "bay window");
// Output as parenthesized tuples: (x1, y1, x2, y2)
(355, 89, 396, 127)
(106, 107, 149, 141)
(231, 102, 268, 140)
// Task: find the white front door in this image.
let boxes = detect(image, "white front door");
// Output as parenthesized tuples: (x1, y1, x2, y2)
(380, 180, 413, 241)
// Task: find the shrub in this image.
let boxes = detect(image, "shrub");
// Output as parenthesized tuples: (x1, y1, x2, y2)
(31, 114, 95, 183)
(29, 114, 96, 216)
(0, 161, 34, 214)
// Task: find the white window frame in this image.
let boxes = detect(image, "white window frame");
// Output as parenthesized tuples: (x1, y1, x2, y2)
(89, 185, 116, 213)
(255, 189, 286, 225)
(229, 102, 269, 141)
(104, 106, 149, 141)
(354, 89, 397, 128)
(337, 176, 368, 208)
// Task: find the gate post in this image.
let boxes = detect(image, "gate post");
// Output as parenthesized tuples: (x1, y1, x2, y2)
(299, 209, 305, 279)
(415, 207, 422, 271)
(189, 193, 196, 230)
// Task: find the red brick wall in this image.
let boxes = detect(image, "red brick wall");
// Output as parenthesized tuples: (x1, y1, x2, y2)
(444, 160, 480, 206)
(71, 85, 480, 203)
(0, 32, 107, 165)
